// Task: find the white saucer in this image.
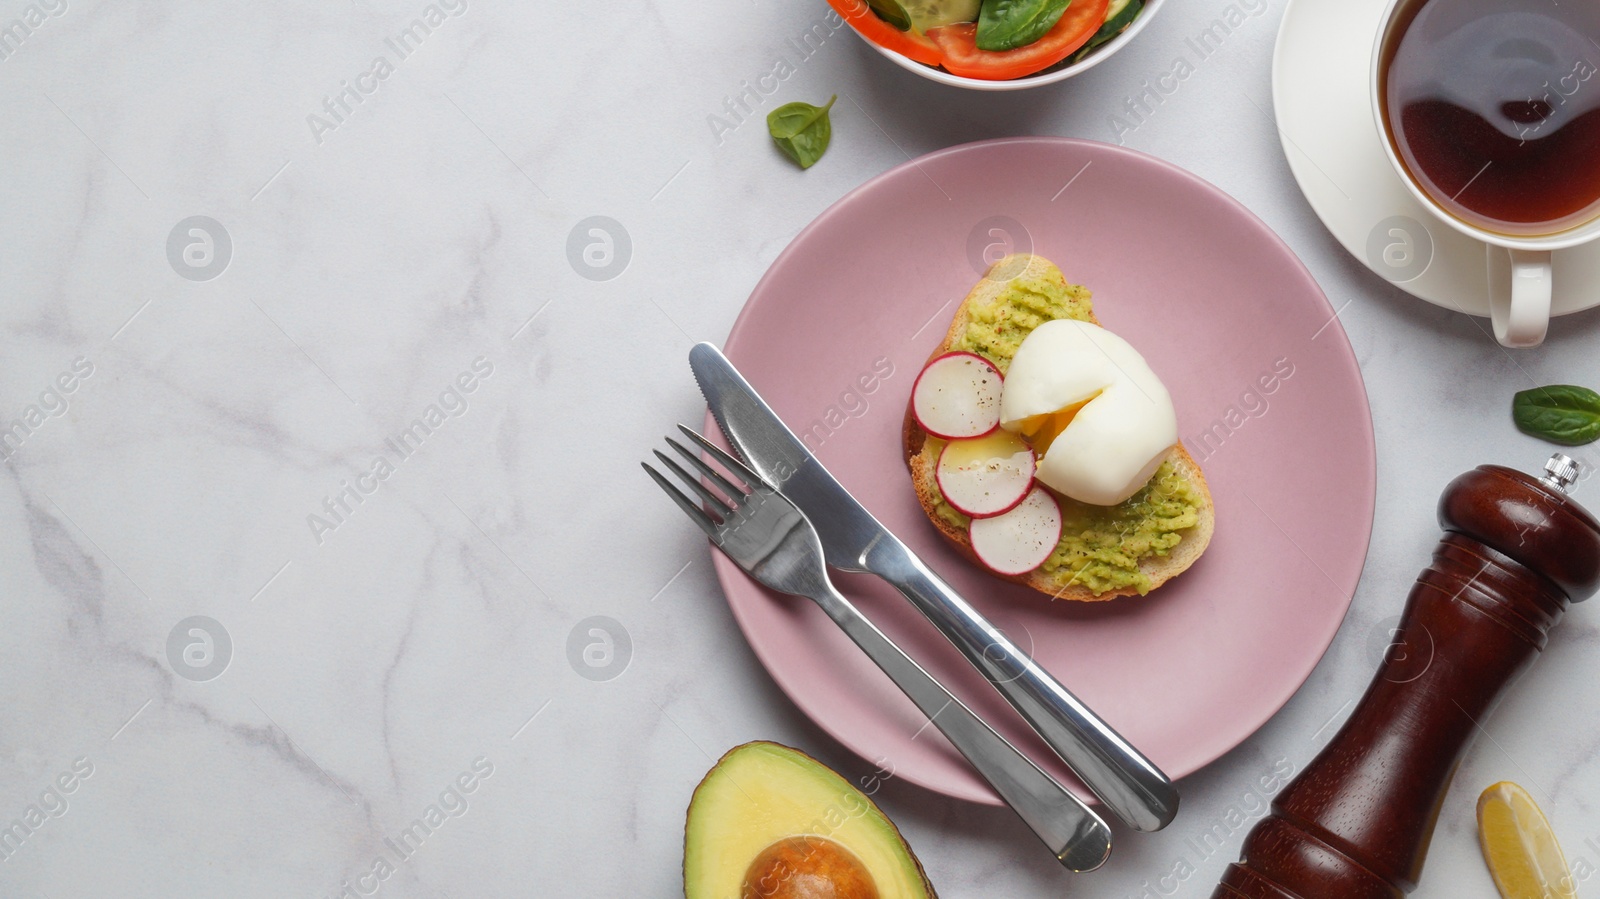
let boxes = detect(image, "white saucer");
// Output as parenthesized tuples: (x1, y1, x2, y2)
(1272, 0, 1600, 318)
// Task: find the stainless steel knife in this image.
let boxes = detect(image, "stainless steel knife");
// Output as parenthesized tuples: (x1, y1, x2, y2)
(690, 341, 1178, 833)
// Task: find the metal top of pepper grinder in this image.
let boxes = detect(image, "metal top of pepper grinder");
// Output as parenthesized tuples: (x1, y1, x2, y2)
(1541, 452, 1581, 496)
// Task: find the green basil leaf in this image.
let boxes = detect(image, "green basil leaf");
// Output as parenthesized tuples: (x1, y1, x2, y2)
(976, 0, 1071, 51)
(767, 95, 836, 170)
(1513, 384, 1600, 446)
(868, 0, 912, 31)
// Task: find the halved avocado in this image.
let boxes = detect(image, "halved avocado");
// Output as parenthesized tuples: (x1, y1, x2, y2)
(684, 742, 937, 899)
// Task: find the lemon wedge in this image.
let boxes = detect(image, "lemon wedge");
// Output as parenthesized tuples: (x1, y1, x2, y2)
(1477, 781, 1576, 899)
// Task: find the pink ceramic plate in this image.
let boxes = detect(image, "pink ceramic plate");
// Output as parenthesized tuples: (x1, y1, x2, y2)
(710, 137, 1375, 805)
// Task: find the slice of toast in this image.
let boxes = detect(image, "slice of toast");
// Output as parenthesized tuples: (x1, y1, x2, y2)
(903, 254, 1214, 601)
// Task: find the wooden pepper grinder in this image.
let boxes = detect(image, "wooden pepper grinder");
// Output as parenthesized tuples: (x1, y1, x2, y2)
(1214, 454, 1600, 899)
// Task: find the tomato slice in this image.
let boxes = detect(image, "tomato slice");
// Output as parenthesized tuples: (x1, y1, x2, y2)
(927, 0, 1111, 80)
(827, 0, 945, 67)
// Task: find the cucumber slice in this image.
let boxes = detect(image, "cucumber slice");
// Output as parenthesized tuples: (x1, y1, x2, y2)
(903, 0, 982, 32)
(869, 0, 913, 31)
(1068, 0, 1142, 63)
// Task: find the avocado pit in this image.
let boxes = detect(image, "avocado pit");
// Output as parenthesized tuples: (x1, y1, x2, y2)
(741, 835, 880, 899)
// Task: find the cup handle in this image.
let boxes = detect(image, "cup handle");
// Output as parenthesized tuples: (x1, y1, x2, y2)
(1487, 247, 1552, 347)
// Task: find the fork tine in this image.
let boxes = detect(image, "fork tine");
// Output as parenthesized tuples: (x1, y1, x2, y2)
(677, 424, 768, 490)
(653, 450, 736, 513)
(642, 463, 720, 540)
(664, 436, 746, 500)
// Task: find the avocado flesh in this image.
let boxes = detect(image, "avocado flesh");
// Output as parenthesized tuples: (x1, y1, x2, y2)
(684, 742, 937, 899)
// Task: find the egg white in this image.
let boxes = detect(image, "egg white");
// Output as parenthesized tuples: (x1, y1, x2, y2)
(999, 320, 1178, 506)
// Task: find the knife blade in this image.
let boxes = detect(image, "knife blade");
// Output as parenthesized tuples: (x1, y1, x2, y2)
(690, 341, 1178, 832)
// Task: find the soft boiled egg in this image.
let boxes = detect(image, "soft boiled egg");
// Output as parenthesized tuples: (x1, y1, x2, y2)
(999, 320, 1177, 506)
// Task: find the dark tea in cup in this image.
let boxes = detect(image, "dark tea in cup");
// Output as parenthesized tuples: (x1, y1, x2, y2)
(1378, 0, 1600, 236)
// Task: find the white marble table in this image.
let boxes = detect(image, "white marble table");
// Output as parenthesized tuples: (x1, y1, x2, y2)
(3, 1, 1600, 896)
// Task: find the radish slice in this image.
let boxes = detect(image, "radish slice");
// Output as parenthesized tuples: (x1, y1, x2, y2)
(912, 352, 1003, 439)
(936, 431, 1036, 518)
(969, 486, 1062, 576)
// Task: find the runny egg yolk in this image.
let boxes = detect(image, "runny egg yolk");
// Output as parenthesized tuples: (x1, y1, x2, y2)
(1013, 393, 1099, 456)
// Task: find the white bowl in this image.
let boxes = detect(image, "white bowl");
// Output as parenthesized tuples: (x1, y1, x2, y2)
(860, 0, 1169, 91)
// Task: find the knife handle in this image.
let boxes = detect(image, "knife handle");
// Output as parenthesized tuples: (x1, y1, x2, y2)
(868, 542, 1179, 832)
(808, 580, 1113, 872)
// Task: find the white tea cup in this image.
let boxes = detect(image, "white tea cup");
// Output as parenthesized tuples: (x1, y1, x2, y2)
(1371, 0, 1600, 347)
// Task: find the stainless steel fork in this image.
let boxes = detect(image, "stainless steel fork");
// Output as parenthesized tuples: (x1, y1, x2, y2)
(644, 424, 1113, 873)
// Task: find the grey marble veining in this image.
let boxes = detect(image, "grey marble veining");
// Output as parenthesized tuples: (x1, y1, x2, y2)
(3, 0, 1600, 897)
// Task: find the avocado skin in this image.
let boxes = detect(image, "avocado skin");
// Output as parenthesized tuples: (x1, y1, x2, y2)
(682, 741, 938, 899)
